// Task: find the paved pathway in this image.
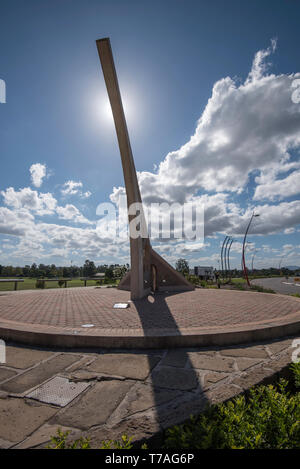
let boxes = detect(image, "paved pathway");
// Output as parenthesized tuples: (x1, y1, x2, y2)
(251, 277, 300, 295)
(0, 336, 298, 448)
(0, 287, 300, 348)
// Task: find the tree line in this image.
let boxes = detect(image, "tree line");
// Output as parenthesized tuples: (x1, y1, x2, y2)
(175, 258, 299, 278)
(0, 257, 298, 280)
(0, 260, 129, 279)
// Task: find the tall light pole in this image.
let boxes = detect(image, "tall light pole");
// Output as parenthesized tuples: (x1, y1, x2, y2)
(241, 243, 249, 273)
(242, 212, 260, 287)
(221, 235, 229, 280)
(227, 238, 235, 281)
(224, 236, 232, 280)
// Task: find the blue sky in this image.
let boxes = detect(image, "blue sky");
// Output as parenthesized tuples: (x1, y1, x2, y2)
(0, 0, 300, 269)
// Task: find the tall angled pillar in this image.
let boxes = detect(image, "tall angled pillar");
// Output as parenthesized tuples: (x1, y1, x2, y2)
(96, 38, 194, 299)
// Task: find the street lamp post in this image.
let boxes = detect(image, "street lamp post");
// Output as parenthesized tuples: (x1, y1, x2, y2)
(242, 212, 260, 287)
(220, 235, 228, 280)
(227, 238, 235, 281)
(224, 236, 232, 280)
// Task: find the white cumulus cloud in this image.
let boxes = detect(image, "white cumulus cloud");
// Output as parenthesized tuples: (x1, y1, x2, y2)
(30, 163, 47, 188)
(129, 41, 300, 209)
(1, 187, 57, 216)
(56, 204, 94, 225)
(61, 181, 92, 198)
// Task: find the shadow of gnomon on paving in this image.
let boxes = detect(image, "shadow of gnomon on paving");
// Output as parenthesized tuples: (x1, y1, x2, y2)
(131, 290, 208, 438)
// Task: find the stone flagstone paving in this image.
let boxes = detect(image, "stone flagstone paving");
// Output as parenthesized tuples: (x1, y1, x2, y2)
(0, 336, 298, 448)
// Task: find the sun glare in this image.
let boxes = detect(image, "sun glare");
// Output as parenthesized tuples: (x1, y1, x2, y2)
(98, 93, 132, 126)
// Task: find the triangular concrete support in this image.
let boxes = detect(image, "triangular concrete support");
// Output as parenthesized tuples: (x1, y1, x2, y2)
(118, 244, 194, 294)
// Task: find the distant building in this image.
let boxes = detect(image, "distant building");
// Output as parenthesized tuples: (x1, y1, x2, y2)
(194, 266, 214, 280)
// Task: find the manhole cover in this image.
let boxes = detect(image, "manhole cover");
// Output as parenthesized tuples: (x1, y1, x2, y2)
(26, 376, 90, 407)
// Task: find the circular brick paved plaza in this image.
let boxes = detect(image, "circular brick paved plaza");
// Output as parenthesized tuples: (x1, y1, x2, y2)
(0, 287, 300, 348)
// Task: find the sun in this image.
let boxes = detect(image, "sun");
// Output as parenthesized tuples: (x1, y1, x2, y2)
(87, 87, 136, 132)
(100, 93, 132, 125)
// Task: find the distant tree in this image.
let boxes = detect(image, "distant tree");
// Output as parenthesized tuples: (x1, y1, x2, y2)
(2, 265, 14, 277)
(14, 267, 23, 277)
(23, 265, 31, 277)
(30, 263, 38, 277)
(114, 265, 128, 278)
(49, 264, 58, 278)
(96, 264, 108, 273)
(70, 265, 80, 278)
(104, 267, 114, 279)
(176, 258, 190, 277)
(38, 264, 47, 277)
(63, 267, 71, 278)
(83, 259, 96, 277)
(57, 267, 64, 277)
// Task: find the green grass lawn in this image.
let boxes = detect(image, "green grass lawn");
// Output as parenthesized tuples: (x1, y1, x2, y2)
(0, 277, 118, 291)
(220, 277, 276, 293)
(226, 276, 277, 284)
(229, 277, 245, 284)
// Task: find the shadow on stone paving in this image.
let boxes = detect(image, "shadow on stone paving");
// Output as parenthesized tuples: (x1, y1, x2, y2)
(132, 291, 208, 439)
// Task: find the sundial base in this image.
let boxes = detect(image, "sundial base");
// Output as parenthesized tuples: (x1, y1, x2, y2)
(118, 245, 194, 299)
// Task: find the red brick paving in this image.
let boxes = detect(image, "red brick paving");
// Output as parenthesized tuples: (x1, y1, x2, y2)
(0, 287, 299, 333)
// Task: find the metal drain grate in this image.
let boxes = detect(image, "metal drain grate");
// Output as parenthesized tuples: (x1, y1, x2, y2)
(26, 376, 90, 407)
